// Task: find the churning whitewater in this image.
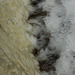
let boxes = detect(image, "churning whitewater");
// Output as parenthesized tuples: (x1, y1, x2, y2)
(30, 0, 75, 75)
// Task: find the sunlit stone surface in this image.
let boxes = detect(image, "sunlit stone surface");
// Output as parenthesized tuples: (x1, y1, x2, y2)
(0, 0, 40, 75)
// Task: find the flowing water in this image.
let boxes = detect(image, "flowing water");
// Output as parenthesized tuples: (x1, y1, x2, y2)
(29, 0, 75, 75)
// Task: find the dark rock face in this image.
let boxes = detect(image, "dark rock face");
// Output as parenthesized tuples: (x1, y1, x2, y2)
(39, 60, 55, 72)
(37, 31, 50, 50)
(32, 48, 40, 56)
(31, 0, 44, 6)
(29, 0, 60, 73)
(39, 54, 60, 72)
(29, 8, 47, 19)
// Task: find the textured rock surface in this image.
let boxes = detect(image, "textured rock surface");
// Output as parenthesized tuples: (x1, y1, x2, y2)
(0, 0, 40, 75)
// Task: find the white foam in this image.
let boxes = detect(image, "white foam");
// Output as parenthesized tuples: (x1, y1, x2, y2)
(30, 0, 75, 75)
(40, 0, 75, 75)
